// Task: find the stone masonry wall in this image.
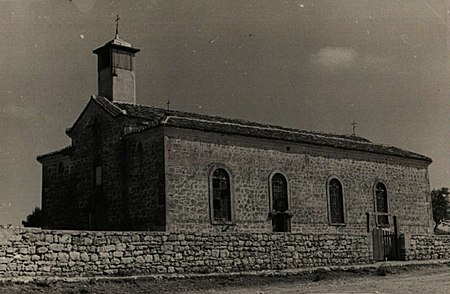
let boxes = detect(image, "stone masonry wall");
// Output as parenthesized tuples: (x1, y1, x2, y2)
(0, 228, 372, 277)
(164, 128, 433, 234)
(41, 101, 145, 231)
(405, 234, 450, 260)
(124, 129, 166, 231)
(41, 155, 74, 229)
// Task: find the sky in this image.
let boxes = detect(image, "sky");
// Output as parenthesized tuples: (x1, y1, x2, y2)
(0, 0, 448, 225)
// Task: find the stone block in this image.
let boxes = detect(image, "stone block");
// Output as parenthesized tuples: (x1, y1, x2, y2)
(121, 257, 133, 264)
(37, 247, 48, 254)
(44, 234, 54, 243)
(69, 251, 80, 261)
(115, 243, 126, 251)
(84, 238, 93, 246)
(49, 244, 64, 252)
(80, 252, 90, 262)
(59, 235, 71, 244)
(113, 251, 123, 258)
(57, 252, 69, 263)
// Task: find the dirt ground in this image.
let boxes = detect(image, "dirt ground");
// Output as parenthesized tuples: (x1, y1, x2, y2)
(0, 264, 449, 294)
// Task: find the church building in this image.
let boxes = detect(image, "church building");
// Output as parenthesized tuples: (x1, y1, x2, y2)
(37, 33, 434, 235)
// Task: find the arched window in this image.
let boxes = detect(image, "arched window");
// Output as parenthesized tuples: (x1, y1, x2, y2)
(92, 117, 101, 149)
(211, 168, 231, 222)
(270, 172, 290, 232)
(375, 182, 389, 225)
(328, 178, 345, 224)
(272, 173, 288, 212)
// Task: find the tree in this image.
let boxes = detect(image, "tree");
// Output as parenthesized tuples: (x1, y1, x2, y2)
(22, 207, 44, 228)
(431, 187, 449, 232)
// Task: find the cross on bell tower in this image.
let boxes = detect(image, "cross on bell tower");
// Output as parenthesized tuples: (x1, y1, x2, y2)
(351, 120, 357, 136)
(93, 16, 140, 104)
(115, 14, 120, 38)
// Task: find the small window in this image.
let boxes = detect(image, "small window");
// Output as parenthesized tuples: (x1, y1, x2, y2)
(58, 162, 64, 175)
(375, 182, 389, 225)
(92, 117, 101, 149)
(94, 166, 102, 186)
(328, 178, 345, 224)
(211, 168, 232, 222)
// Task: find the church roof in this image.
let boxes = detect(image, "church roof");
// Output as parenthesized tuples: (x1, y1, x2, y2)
(101, 97, 431, 163)
(37, 146, 73, 162)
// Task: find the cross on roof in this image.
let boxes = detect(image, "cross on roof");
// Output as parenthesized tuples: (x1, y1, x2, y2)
(167, 99, 171, 111)
(351, 120, 357, 136)
(115, 14, 120, 38)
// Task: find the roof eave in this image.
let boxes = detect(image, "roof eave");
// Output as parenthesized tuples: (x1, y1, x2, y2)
(161, 124, 432, 165)
(37, 146, 73, 163)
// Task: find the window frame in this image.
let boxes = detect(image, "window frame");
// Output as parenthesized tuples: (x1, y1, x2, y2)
(268, 171, 290, 213)
(268, 171, 291, 232)
(326, 176, 346, 226)
(208, 165, 234, 225)
(373, 181, 390, 226)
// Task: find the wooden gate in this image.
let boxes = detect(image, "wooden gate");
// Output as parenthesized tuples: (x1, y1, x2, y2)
(367, 213, 401, 261)
(372, 227, 399, 261)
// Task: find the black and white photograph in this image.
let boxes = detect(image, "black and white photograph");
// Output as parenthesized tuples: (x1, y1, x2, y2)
(0, 0, 449, 293)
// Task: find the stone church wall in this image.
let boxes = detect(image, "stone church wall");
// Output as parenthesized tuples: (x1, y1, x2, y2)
(40, 155, 74, 229)
(164, 128, 433, 235)
(63, 103, 126, 229)
(123, 129, 166, 230)
(0, 228, 372, 277)
(42, 102, 147, 230)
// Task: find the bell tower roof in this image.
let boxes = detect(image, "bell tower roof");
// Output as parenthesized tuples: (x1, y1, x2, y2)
(92, 36, 140, 55)
(92, 16, 140, 103)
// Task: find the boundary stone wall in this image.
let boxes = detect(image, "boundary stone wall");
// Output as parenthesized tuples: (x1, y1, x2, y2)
(405, 234, 450, 260)
(0, 228, 372, 277)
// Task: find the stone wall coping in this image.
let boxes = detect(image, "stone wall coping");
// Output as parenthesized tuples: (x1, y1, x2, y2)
(10, 228, 371, 237)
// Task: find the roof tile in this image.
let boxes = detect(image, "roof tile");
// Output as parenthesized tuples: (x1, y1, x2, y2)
(112, 100, 431, 163)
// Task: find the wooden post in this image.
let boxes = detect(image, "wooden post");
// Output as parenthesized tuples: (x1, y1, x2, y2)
(366, 212, 370, 233)
(393, 215, 398, 238)
(393, 215, 400, 260)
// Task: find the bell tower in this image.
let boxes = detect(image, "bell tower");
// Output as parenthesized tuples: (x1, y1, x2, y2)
(93, 16, 140, 103)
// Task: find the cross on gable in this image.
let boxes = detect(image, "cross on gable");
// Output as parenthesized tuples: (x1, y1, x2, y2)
(351, 120, 357, 136)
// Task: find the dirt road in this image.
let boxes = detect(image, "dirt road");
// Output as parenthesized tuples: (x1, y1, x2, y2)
(0, 265, 449, 293)
(197, 267, 450, 294)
